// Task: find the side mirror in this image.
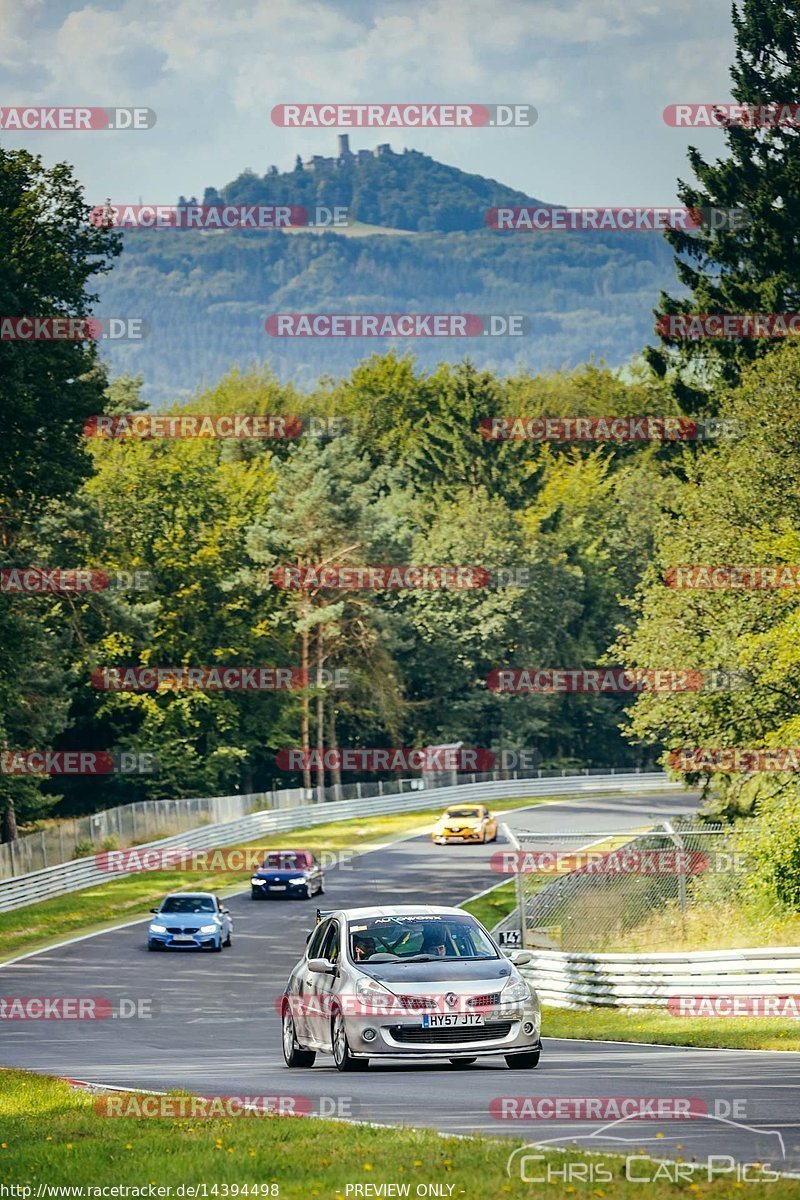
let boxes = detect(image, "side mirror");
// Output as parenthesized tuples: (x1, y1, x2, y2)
(508, 950, 533, 966)
(221, 908, 230, 915)
(150, 908, 159, 914)
(308, 957, 336, 975)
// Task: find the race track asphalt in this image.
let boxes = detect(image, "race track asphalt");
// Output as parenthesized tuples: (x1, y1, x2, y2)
(1, 789, 798, 1175)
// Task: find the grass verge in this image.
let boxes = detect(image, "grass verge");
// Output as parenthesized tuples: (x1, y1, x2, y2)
(0, 797, 538, 963)
(542, 1004, 800, 1052)
(1, 1069, 795, 1199)
(460, 879, 518, 929)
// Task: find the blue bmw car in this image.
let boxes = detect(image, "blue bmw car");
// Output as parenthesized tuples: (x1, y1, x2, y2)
(251, 849, 324, 900)
(148, 892, 233, 951)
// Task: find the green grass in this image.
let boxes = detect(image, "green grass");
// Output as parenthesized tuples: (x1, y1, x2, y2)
(542, 1004, 800, 1051)
(461, 879, 519, 929)
(600, 897, 800, 953)
(1, 1069, 795, 1199)
(0, 797, 541, 963)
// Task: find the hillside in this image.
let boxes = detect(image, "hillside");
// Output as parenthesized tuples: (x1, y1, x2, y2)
(203, 142, 543, 233)
(97, 143, 679, 405)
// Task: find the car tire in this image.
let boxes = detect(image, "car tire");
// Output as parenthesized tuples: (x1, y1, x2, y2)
(223, 930, 232, 947)
(282, 1004, 316, 1068)
(331, 1009, 367, 1072)
(449, 1057, 477, 1067)
(251, 890, 260, 900)
(317, 879, 325, 895)
(505, 1043, 541, 1069)
(147, 940, 160, 951)
(212, 937, 223, 952)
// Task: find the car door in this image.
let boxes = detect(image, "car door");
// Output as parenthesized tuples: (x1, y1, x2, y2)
(308, 854, 322, 893)
(214, 896, 229, 941)
(305, 918, 341, 1048)
(486, 809, 497, 840)
(295, 919, 330, 1042)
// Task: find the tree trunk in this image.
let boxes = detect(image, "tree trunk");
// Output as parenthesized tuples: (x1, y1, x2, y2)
(315, 626, 325, 800)
(328, 698, 342, 795)
(300, 627, 311, 790)
(2, 799, 18, 843)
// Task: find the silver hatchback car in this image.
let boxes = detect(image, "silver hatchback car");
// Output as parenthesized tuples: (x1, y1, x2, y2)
(280, 904, 541, 1072)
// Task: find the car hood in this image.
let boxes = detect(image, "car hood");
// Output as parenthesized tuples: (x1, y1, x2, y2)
(154, 914, 220, 927)
(359, 960, 512, 986)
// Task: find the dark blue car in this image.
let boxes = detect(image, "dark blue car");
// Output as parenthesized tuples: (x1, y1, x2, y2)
(251, 849, 324, 900)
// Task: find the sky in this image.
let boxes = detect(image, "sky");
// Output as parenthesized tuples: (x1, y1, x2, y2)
(0, 0, 738, 207)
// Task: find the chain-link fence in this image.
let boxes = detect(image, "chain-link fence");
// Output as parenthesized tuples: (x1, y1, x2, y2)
(0, 764, 657, 880)
(507, 817, 749, 953)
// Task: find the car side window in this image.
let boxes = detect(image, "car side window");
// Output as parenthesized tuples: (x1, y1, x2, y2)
(321, 920, 340, 963)
(307, 920, 329, 959)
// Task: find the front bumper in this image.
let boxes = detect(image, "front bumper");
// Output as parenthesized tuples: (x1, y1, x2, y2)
(251, 882, 310, 899)
(149, 931, 219, 949)
(432, 830, 484, 844)
(342, 1002, 541, 1059)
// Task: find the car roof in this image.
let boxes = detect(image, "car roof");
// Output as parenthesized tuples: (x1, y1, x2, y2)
(262, 848, 313, 856)
(161, 892, 217, 900)
(327, 904, 470, 921)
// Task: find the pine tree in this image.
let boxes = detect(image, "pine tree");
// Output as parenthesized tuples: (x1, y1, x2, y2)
(647, 0, 800, 412)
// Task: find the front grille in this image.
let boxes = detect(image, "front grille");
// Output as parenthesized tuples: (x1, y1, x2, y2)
(397, 995, 437, 1011)
(391, 1021, 513, 1045)
(167, 926, 199, 934)
(468, 993, 501, 1008)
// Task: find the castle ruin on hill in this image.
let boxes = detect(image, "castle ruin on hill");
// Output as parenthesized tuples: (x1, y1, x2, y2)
(303, 135, 393, 170)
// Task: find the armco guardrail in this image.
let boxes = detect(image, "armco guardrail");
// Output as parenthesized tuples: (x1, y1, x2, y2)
(520, 946, 800, 1009)
(0, 772, 678, 913)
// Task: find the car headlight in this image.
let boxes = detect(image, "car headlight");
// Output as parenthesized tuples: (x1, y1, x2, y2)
(149, 923, 167, 933)
(355, 975, 395, 1000)
(501, 974, 531, 1004)
(199, 923, 218, 934)
(251, 876, 265, 884)
(288, 875, 308, 884)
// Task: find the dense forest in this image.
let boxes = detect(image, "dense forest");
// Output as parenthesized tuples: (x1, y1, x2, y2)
(2, 0, 800, 924)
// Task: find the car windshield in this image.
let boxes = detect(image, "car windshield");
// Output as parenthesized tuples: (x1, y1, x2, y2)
(261, 852, 310, 869)
(445, 809, 482, 819)
(348, 914, 498, 962)
(160, 896, 216, 914)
